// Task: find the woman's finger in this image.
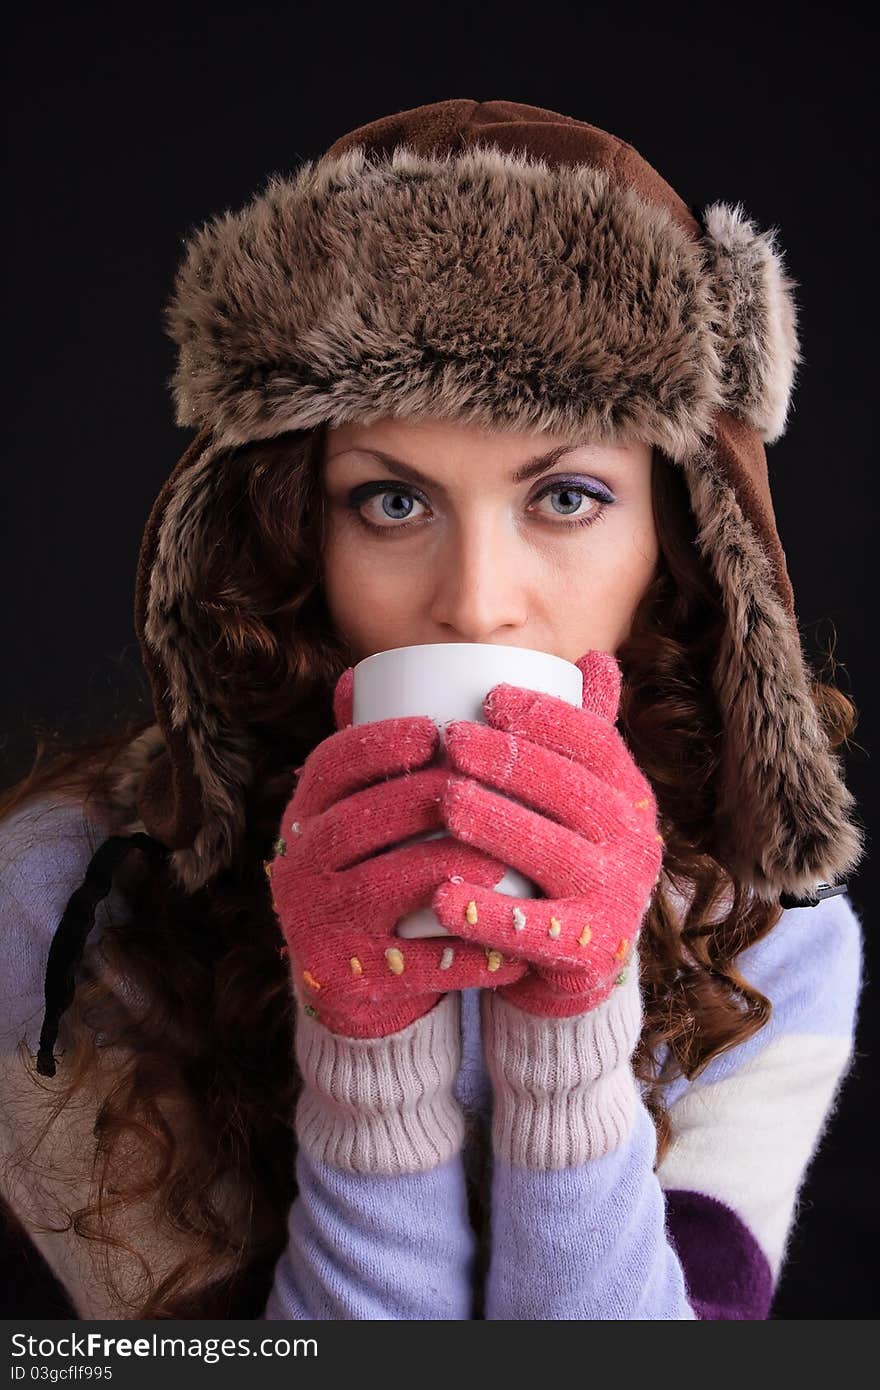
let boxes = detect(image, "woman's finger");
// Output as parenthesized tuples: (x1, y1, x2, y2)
(274, 830, 509, 933)
(430, 875, 637, 979)
(483, 685, 651, 806)
(292, 920, 528, 1003)
(288, 766, 450, 872)
(440, 774, 663, 901)
(289, 714, 441, 819)
(443, 721, 654, 843)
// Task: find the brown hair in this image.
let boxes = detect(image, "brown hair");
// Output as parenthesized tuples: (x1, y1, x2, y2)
(0, 427, 858, 1317)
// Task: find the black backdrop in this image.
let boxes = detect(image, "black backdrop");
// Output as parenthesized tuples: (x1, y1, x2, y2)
(4, 2, 876, 1319)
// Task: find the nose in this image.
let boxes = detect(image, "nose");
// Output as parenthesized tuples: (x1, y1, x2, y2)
(428, 512, 530, 642)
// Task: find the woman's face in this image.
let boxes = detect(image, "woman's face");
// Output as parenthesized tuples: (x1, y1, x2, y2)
(321, 416, 659, 664)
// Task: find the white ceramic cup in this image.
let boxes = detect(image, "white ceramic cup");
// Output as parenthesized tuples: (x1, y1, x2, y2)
(351, 643, 583, 938)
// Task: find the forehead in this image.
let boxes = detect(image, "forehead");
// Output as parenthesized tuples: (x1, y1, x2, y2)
(326, 414, 578, 451)
(323, 416, 652, 483)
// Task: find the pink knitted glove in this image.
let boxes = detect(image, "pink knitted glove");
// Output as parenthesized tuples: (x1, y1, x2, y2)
(429, 651, 664, 1018)
(267, 668, 528, 1039)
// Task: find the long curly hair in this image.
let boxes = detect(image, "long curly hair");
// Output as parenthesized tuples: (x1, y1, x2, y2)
(0, 425, 859, 1318)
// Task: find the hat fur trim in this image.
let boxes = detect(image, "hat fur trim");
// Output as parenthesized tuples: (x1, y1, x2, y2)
(700, 202, 803, 443)
(163, 144, 797, 464)
(682, 453, 864, 900)
(141, 439, 263, 892)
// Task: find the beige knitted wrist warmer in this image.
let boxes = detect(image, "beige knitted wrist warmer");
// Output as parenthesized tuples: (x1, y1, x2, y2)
(294, 991, 465, 1175)
(481, 960, 643, 1169)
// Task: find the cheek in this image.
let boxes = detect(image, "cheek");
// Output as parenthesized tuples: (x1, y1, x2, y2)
(551, 516, 658, 646)
(321, 526, 359, 633)
(323, 506, 440, 586)
(321, 526, 418, 650)
(609, 518, 660, 639)
(611, 519, 658, 611)
(567, 512, 656, 585)
(624, 515, 660, 590)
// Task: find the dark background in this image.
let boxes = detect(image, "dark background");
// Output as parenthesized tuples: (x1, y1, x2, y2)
(4, 2, 876, 1318)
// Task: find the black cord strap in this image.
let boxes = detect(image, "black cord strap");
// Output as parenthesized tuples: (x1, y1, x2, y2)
(35, 832, 169, 1077)
(779, 881, 848, 910)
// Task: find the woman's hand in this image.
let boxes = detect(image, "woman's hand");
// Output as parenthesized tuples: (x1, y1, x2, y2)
(429, 650, 664, 1017)
(267, 668, 528, 1039)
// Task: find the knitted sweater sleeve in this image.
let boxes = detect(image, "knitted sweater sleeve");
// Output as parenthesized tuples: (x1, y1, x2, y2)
(479, 891, 863, 1320)
(261, 995, 476, 1320)
(0, 797, 477, 1320)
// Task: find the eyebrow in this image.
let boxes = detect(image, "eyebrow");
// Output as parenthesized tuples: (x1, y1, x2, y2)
(325, 444, 589, 492)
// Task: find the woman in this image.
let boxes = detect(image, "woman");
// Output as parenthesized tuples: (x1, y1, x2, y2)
(0, 98, 865, 1320)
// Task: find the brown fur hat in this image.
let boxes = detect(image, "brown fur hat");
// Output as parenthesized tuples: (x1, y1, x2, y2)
(126, 97, 864, 904)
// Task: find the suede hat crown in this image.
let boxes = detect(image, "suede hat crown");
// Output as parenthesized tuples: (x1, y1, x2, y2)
(126, 96, 864, 904)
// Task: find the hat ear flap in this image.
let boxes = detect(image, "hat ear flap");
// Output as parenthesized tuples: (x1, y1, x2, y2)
(133, 429, 263, 894)
(699, 202, 803, 444)
(680, 428, 864, 900)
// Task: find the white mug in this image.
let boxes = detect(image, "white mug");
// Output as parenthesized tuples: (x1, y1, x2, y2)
(351, 643, 583, 938)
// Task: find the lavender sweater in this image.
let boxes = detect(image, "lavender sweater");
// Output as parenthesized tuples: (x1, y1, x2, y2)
(0, 796, 863, 1319)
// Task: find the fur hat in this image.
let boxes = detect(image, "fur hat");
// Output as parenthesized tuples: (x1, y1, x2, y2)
(125, 97, 865, 905)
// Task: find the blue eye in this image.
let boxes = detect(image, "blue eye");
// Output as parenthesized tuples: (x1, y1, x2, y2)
(345, 479, 614, 536)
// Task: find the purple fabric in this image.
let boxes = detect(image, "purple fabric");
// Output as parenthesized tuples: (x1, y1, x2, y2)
(0, 797, 860, 1319)
(263, 1148, 478, 1320)
(485, 1101, 698, 1319)
(1, 799, 482, 1320)
(661, 890, 862, 1107)
(665, 1189, 774, 1319)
